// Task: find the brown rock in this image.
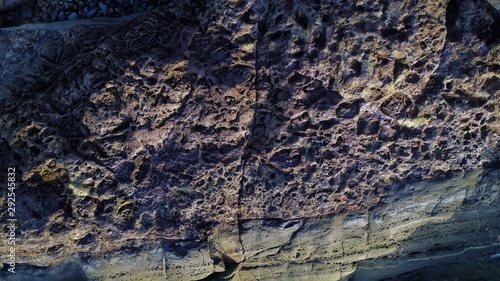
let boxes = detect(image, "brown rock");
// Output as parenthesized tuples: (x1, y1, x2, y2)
(0, 0, 499, 279)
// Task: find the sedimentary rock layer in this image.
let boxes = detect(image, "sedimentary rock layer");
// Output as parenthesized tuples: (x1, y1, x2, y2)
(2, 168, 499, 280)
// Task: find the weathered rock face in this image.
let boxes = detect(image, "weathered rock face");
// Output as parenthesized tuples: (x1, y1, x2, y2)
(0, 0, 499, 280)
(2, 169, 499, 280)
(0, 0, 28, 12)
(235, 169, 500, 281)
(237, 0, 500, 219)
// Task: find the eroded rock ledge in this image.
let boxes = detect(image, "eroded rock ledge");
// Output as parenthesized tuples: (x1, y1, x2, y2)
(1, 0, 499, 280)
(2, 168, 499, 280)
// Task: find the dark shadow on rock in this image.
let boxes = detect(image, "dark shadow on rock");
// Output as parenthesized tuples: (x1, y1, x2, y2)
(350, 168, 500, 281)
(0, 261, 89, 281)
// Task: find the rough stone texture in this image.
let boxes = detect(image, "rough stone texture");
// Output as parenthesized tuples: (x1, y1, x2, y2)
(1, 0, 500, 280)
(0, 0, 28, 12)
(235, 169, 500, 281)
(1, 262, 89, 281)
(2, 169, 498, 280)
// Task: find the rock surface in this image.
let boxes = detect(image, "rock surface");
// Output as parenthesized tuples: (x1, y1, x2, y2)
(0, 0, 28, 12)
(0, 0, 167, 27)
(2, 169, 499, 280)
(1, 0, 499, 280)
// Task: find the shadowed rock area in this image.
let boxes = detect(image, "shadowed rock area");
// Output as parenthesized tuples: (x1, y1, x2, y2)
(1, 0, 499, 280)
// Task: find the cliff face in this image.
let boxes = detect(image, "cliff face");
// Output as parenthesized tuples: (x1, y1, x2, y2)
(2, 169, 499, 280)
(1, 0, 499, 280)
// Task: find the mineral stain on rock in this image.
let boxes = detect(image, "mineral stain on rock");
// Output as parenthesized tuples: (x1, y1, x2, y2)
(0, 0, 499, 280)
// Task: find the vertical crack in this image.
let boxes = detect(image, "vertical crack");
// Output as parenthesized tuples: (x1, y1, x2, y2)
(235, 2, 275, 270)
(237, 1, 275, 215)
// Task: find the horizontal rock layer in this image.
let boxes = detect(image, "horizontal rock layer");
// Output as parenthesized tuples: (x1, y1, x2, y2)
(2, 168, 499, 280)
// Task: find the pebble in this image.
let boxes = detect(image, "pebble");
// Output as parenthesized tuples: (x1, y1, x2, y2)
(87, 8, 99, 18)
(99, 2, 109, 15)
(58, 11, 65, 21)
(69, 12, 79, 20)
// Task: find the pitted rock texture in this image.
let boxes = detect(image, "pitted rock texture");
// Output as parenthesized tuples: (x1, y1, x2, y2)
(2, 168, 498, 280)
(238, 0, 500, 219)
(0, 0, 500, 277)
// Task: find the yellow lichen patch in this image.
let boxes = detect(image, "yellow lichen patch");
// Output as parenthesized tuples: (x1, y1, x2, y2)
(116, 199, 136, 219)
(167, 59, 189, 72)
(398, 117, 431, 129)
(23, 159, 69, 187)
(487, 122, 500, 135)
(68, 178, 92, 197)
(241, 42, 256, 53)
(360, 87, 384, 102)
(318, 59, 332, 72)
